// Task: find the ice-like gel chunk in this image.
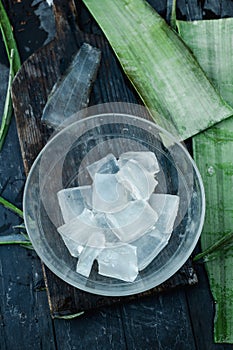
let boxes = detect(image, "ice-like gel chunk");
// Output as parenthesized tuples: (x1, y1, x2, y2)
(98, 244, 138, 282)
(57, 185, 92, 223)
(149, 194, 179, 233)
(76, 233, 105, 277)
(87, 153, 119, 179)
(61, 235, 83, 257)
(106, 200, 158, 242)
(119, 151, 160, 174)
(92, 173, 130, 213)
(56, 152, 179, 282)
(132, 228, 170, 271)
(57, 208, 103, 246)
(41, 43, 101, 128)
(94, 212, 120, 244)
(116, 160, 157, 200)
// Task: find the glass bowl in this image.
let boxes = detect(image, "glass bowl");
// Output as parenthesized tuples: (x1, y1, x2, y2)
(23, 113, 205, 296)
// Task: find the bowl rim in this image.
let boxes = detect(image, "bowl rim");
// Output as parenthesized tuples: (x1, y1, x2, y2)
(23, 112, 205, 296)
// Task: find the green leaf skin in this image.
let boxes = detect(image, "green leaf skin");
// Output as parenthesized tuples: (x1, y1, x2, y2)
(0, 195, 23, 218)
(194, 231, 233, 262)
(83, 0, 233, 140)
(0, 49, 14, 151)
(53, 312, 85, 319)
(178, 18, 233, 343)
(177, 19, 233, 108)
(0, 1, 21, 150)
(0, 0, 21, 74)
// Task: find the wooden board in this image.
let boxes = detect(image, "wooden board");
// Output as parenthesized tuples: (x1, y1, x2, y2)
(11, 0, 197, 317)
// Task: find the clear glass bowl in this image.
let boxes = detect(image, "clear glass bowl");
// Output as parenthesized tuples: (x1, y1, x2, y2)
(23, 113, 205, 296)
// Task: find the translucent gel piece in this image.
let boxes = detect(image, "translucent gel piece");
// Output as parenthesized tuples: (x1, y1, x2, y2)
(87, 153, 119, 179)
(76, 232, 105, 277)
(62, 236, 83, 257)
(57, 185, 92, 223)
(94, 212, 120, 244)
(131, 194, 179, 270)
(94, 212, 110, 228)
(41, 43, 101, 128)
(57, 208, 103, 246)
(149, 194, 180, 233)
(132, 228, 170, 271)
(106, 200, 158, 242)
(118, 151, 160, 174)
(92, 173, 130, 213)
(98, 244, 138, 282)
(116, 160, 158, 200)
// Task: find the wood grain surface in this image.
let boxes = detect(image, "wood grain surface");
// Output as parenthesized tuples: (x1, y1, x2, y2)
(11, 0, 197, 317)
(1, 0, 233, 349)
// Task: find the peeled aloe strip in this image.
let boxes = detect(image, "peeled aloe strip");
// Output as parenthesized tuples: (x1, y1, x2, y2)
(82, 0, 232, 140)
(42, 43, 101, 127)
(178, 18, 233, 343)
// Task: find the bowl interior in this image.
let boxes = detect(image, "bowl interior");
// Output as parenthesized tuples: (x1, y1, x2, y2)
(23, 113, 205, 296)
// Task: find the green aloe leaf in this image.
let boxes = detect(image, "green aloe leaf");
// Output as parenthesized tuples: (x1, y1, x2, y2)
(0, 0, 21, 75)
(82, 0, 233, 140)
(193, 230, 233, 262)
(54, 311, 85, 319)
(0, 195, 23, 218)
(0, 1, 21, 151)
(0, 48, 14, 151)
(178, 18, 233, 343)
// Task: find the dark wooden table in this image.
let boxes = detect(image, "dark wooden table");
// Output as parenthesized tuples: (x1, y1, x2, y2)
(1, 1, 233, 349)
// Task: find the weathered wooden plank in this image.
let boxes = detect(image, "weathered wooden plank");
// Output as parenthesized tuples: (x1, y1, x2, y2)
(54, 305, 127, 350)
(221, 0, 233, 18)
(0, 120, 56, 350)
(0, 247, 56, 349)
(2, 0, 230, 349)
(121, 289, 196, 350)
(203, 0, 221, 17)
(11, 0, 197, 317)
(0, 3, 63, 349)
(0, 2, 57, 349)
(44, 259, 197, 316)
(2, 0, 48, 62)
(176, 0, 203, 20)
(177, 0, 233, 21)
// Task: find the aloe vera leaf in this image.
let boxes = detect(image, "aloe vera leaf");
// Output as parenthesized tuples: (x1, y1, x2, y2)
(177, 18, 233, 108)
(0, 235, 32, 247)
(0, 0, 21, 75)
(170, 0, 177, 30)
(53, 311, 85, 319)
(0, 195, 23, 218)
(193, 123, 233, 344)
(41, 43, 101, 128)
(178, 18, 233, 343)
(0, 233, 28, 243)
(0, 49, 13, 151)
(0, 240, 33, 249)
(0, 1, 21, 150)
(166, 0, 177, 30)
(83, 0, 233, 140)
(194, 231, 233, 262)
